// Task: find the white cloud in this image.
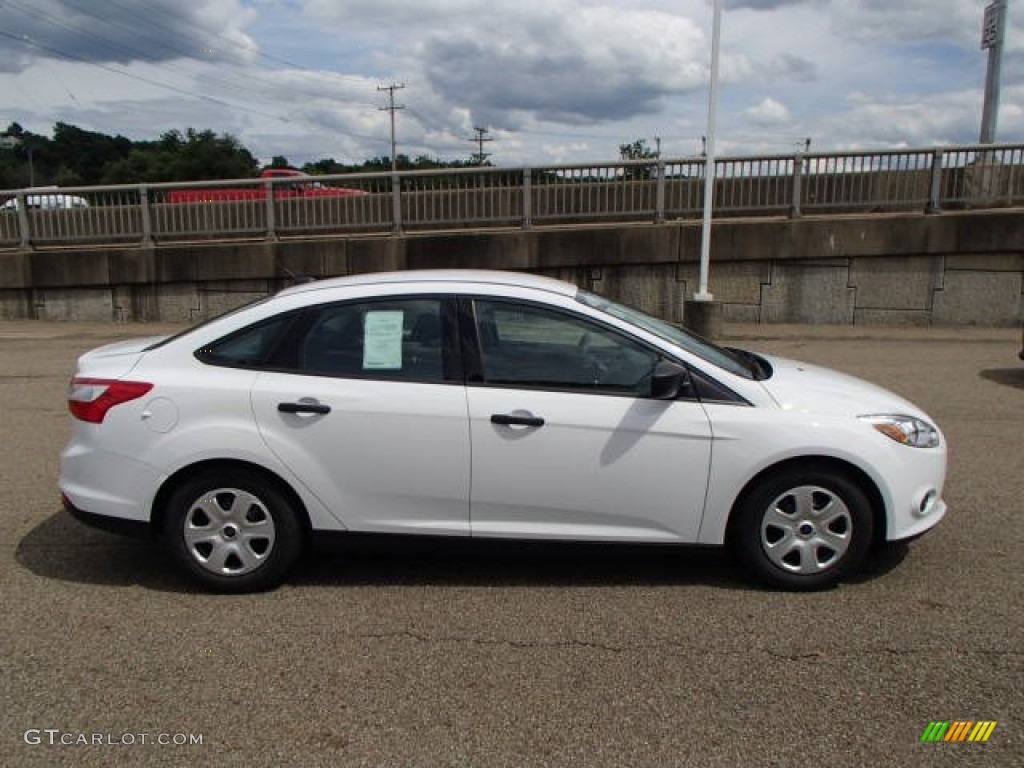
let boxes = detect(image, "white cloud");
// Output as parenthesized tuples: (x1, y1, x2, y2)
(827, 0, 983, 46)
(822, 89, 989, 147)
(0, 0, 1018, 168)
(746, 97, 791, 125)
(0, 0, 259, 72)
(420, 7, 707, 124)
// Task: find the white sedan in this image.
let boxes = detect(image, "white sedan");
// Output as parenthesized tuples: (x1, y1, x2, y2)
(60, 270, 947, 592)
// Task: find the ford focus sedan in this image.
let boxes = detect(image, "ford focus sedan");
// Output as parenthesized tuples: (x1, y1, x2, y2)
(60, 270, 947, 592)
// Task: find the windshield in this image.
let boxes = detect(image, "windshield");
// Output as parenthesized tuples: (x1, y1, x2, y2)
(576, 290, 758, 379)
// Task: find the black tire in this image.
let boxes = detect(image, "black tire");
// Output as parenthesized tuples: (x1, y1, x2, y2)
(162, 467, 304, 593)
(730, 467, 874, 591)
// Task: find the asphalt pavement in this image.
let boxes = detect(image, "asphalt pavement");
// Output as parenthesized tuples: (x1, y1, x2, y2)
(1, 320, 1021, 767)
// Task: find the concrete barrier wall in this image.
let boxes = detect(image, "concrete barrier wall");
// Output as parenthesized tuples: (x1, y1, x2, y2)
(0, 209, 1020, 326)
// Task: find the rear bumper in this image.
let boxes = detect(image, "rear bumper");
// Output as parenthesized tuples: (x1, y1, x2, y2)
(62, 493, 152, 539)
(60, 441, 163, 523)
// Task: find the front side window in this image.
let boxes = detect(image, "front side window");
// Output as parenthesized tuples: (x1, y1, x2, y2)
(472, 299, 660, 395)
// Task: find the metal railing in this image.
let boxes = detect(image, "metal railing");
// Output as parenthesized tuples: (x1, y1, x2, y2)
(1, 143, 1022, 249)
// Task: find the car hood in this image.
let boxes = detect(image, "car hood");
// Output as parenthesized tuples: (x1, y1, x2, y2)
(756, 354, 926, 418)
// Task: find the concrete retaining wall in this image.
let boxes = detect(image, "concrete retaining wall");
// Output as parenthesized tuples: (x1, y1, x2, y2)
(0, 209, 1020, 326)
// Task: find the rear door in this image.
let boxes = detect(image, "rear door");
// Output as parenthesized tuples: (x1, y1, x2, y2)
(248, 296, 472, 535)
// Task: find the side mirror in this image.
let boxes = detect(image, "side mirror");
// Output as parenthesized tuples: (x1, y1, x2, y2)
(649, 360, 690, 400)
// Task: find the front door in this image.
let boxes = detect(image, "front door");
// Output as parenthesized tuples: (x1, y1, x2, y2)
(464, 298, 713, 542)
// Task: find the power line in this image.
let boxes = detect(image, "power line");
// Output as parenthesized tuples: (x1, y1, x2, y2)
(9, 0, 379, 109)
(96, 0, 372, 86)
(0, 29, 291, 124)
(3, 0, 273, 104)
(1, 2, 386, 149)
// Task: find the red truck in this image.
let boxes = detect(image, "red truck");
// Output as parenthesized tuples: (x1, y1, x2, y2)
(166, 168, 364, 203)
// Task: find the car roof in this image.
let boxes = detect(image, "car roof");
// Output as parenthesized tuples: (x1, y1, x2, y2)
(277, 269, 579, 299)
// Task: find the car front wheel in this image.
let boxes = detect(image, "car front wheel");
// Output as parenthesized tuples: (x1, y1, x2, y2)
(162, 468, 304, 592)
(731, 468, 874, 590)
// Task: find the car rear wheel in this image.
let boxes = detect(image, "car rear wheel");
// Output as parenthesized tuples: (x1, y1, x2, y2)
(163, 468, 304, 592)
(731, 468, 874, 590)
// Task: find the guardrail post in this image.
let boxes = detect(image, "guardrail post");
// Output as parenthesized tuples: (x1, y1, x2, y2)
(790, 154, 803, 218)
(655, 160, 666, 222)
(926, 149, 944, 214)
(139, 186, 153, 246)
(523, 167, 533, 229)
(264, 179, 277, 240)
(391, 173, 403, 234)
(15, 192, 30, 248)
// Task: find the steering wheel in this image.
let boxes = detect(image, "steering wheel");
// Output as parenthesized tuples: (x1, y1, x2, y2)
(578, 332, 609, 382)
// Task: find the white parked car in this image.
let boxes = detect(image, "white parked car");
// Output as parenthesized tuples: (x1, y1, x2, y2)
(1, 193, 89, 211)
(60, 270, 947, 592)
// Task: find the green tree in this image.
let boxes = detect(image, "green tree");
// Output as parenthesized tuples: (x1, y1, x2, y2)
(0, 124, 51, 187)
(169, 128, 258, 180)
(1, 119, 497, 188)
(619, 139, 659, 161)
(302, 158, 350, 175)
(51, 122, 132, 186)
(619, 139, 659, 180)
(102, 128, 258, 183)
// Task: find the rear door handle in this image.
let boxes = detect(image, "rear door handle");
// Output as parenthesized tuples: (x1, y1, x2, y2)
(278, 401, 331, 415)
(491, 413, 545, 427)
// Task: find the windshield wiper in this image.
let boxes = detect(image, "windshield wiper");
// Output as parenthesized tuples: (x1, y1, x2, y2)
(726, 347, 772, 380)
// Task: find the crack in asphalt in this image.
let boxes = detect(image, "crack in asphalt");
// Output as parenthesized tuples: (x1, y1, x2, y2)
(352, 631, 1022, 659)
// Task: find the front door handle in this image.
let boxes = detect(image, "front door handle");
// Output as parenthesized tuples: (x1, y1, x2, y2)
(491, 413, 545, 427)
(278, 401, 331, 415)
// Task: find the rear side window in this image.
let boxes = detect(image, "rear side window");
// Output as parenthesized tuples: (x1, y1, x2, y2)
(196, 313, 295, 367)
(297, 299, 447, 382)
(195, 299, 456, 383)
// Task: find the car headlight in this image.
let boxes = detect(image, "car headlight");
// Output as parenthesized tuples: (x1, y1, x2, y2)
(859, 414, 940, 448)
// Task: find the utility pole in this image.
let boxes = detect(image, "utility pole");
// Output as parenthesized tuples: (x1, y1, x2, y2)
(979, 0, 1008, 143)
(377, 83, 405, 172)
(469, 126, 493, 165)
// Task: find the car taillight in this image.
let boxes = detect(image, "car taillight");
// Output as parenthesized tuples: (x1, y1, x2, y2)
(68, 378, 153, 423)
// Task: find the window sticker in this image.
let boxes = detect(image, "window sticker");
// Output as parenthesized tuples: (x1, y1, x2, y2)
(363, 310, 404, 369)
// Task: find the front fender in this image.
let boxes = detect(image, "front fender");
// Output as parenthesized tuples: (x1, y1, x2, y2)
(695, 404, 935, 545)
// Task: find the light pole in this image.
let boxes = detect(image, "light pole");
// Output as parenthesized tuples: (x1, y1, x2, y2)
(684, 0, 724, 338)
(980, 0, 1008, 144)
(696, 0, 722, 303)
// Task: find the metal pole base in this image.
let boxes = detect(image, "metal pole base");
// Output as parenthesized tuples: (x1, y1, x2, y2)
(684, 299, 723, 340)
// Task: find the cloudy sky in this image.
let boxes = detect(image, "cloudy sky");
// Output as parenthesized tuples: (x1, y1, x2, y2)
(0, 0, 1021, 167)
